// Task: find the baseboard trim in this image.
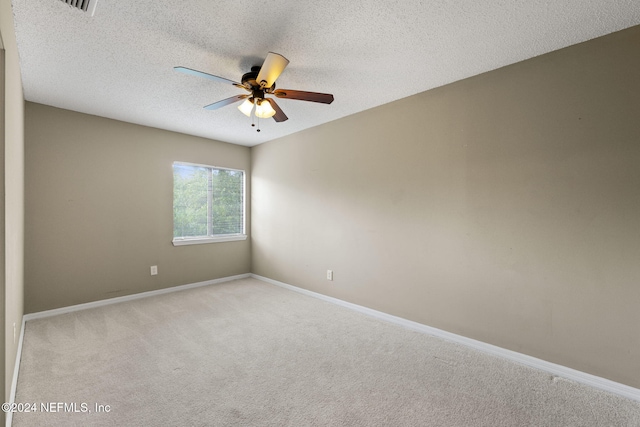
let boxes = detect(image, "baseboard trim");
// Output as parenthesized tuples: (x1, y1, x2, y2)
(12, 272, 639, 409)
(6, 317, 27, 427)
(251, 274, 640, 402)
(23, 273, 251, 321)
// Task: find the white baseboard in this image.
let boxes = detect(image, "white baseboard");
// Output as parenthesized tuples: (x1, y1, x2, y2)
(9, 269, 638, 425)
(251, 274, 640, 403)
(6, 317, 26, 427)
(23, 273, 251, 321)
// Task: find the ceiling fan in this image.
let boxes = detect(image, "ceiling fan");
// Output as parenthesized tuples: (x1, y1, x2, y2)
(175, 52, 334, 131)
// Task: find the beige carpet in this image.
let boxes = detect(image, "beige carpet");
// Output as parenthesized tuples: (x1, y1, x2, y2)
(12, 278, 640, 426)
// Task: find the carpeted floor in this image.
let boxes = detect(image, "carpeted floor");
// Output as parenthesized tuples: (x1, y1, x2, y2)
(12, 278, 640, 426)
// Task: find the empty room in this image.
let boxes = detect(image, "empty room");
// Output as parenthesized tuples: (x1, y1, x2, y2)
(1, 0, 639, 426)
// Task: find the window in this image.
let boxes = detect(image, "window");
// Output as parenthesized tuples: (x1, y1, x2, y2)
(172, 162, 246, 245)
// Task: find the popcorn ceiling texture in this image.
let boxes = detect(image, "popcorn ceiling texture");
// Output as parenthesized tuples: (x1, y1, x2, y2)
(10, 0, 640, 146)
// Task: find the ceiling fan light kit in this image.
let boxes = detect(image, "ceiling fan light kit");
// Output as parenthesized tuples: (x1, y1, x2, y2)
(238, 98, 276, 119)
(238, 99, 255, 117)
(255, 100, 276, 119)
(175, 52, 334, 132)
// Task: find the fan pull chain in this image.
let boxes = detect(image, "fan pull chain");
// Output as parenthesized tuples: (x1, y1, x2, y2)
(250, 113, 260, 131)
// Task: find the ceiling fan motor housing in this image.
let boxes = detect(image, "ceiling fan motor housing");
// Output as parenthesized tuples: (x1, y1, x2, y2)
(242, 66, 275, 95)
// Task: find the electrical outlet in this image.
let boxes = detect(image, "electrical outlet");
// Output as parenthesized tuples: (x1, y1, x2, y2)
(150, 265, 158, 276)
(327, 270, 333, 281)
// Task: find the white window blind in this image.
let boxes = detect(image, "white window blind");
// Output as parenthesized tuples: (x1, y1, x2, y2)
(173, 162, 245, 244)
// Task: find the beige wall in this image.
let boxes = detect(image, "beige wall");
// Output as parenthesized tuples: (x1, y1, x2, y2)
(1, 0, 26, 407)
(251, 26, 640, 388)
(0, 44, 5, 415)
(24, 103, 251, 313)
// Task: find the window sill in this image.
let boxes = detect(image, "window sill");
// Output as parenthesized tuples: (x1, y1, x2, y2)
(172, 234, 247, 246)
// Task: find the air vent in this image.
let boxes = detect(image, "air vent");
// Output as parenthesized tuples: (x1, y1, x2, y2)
(58, 0, 99, 16)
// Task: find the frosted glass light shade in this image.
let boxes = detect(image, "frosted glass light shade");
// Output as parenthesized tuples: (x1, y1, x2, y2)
(255, 100, 276, 118)
(238, 98, 254, 117)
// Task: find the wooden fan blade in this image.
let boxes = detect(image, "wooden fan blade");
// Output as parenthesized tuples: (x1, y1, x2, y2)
(203, 94, 249, 110)
(273, 89, 334, 104)
(265, 98, 288, 122)
(256, 52, 289, 88)
(174, 66, 245, 88)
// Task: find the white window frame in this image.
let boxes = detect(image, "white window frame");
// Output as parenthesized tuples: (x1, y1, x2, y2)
(172, 161, 247, 246)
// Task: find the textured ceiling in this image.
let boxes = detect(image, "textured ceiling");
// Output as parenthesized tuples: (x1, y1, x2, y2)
(11, 0, 640, 147)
